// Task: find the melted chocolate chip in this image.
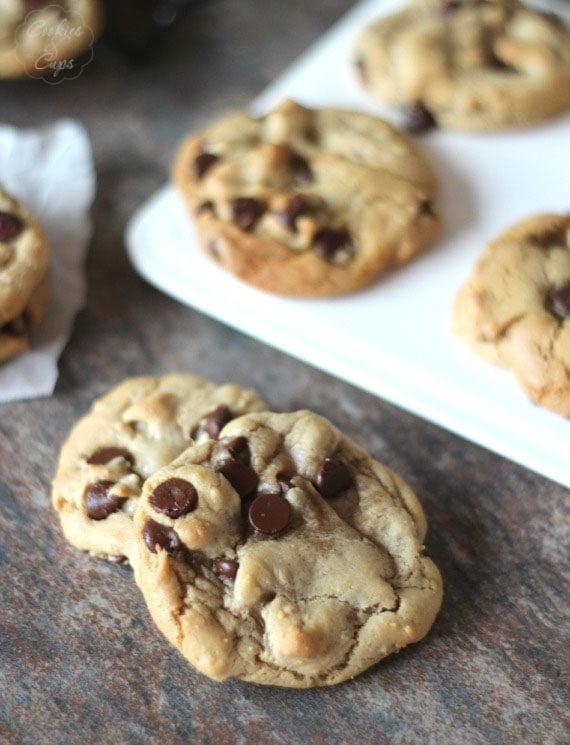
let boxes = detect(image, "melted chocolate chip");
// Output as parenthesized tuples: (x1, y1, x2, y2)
(314, 458, 353, 499)
(533, 226, 567, 249)
(289, 152, 313, 186)
(194, 404, 232, 440)
(313, 227, 353, 263)
(194, 152, 219, 180)
(278, 194, 311, 231)
(0, 212, 23, 242)
(419, 200, 436, 218)
(197, 200, 215, 215)
(218, 460, 259, 499)
(143, 519, 182, 554)
(248, 493, 291, 536)
(548, 283, 570, 319)
(86, 481, 126, 521)
(2, 314, 27, 336)
(405, 101, 437, 134)
(150, 477, 198, 518)
(225, 436, 250, 464)
(213, 557, 239, 583)
(231, 197, 265, 232)
(439, 0, 460, 15)
(87, 447, 134, 466)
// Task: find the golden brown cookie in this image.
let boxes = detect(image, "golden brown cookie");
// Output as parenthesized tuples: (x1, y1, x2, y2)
(133, 409, 442, 687)
(51, 374, 267, 564)
(452, 213, 570, 416)
(173, 99, 440, 297)
(0, 186, 49, 362)
(354, 0, 570, 131)
(0, 0, 102, 80)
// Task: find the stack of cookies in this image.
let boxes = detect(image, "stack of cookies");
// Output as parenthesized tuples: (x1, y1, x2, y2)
(0, 186, 50, 363)
(52, 374, 443, 687)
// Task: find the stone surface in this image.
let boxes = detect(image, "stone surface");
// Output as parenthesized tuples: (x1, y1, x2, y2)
(0, 1, 568, 743)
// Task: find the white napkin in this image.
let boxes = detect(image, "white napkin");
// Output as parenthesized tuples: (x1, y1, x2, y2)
(0, 119, 95, 401)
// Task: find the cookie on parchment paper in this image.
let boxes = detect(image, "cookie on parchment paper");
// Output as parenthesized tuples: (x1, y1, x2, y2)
(173, 99, 440, 297)
(133, 409, 443, 687)
(0, 186, 49, 362)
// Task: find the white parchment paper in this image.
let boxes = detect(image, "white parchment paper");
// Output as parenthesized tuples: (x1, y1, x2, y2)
(0, 119, 95, 401)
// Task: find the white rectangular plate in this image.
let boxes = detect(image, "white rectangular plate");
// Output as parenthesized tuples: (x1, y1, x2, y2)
(126, 0, 570, 488)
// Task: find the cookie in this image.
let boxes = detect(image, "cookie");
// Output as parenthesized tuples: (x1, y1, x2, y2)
(133, 409, 442, 687)
(0, 0, 102, 80)
(452, 213, 570, 416)
(354, 0, 570, 131)
(51, 374, 267, 563)
(172, 98, 440, 297)
(0, 187, 49, 362)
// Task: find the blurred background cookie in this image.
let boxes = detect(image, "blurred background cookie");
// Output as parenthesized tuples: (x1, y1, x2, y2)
(354, 0, 570, 131)
(0, 0, 102, 80)
(0, 186, 49, 362)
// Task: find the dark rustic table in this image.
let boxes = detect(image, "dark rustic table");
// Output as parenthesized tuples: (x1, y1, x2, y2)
(0, 1, 568, 743)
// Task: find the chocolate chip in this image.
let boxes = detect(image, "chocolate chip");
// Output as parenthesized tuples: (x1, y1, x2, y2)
(405, 101, 437, 134)
(248, 493, 291, 536)
(533, 226, 567, 248)
(314, 458, 353, 499)
(419, 200, 436, 218)
(85, 480, 126, 521)
(548, 283, 570, 319)
(197, 200, 215, 215)
(218, 460, 259, 499)
(213, 557, 239, 583)
(108, 554, 128, 565)
(2, 314, 27, 336)
(87, 447, 134, 466)
(439, 0, 460, 15)
(278, 194, 311, 231)
(289, 152, 312, 186)
(225, 436, 250, 464)
(313, 227, 353, 263)
(194, 404, 232, 440)
(194, 152, 219, 180)
(143, 519, 182, 554)
(150, 477, 198, 518)
(0, 212, 23, 242)
(231, 197, 265, 232)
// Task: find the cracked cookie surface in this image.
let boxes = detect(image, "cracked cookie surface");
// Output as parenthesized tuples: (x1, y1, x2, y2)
(133, 410, 442, 687)
(51, 374, 266, 563)
(172, 98, 440, 297)
(354, 0, 570, 131)
(452, 213, 570, 416)
(0, 186, 49, 362)
(0, 0, 102, 79)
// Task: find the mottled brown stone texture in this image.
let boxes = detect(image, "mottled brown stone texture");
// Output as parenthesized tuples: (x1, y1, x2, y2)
(0, 1, 568, 743)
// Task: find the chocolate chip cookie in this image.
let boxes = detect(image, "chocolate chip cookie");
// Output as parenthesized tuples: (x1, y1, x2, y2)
(452, 213, 570, 416)
(0, 186, 49, 362)
(354, 0, 570, 131)
(51, 374, 267, 563)
(172, 98, 440, 297)
(133, 410, 442, 687)
(0, 0, 102, 79)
